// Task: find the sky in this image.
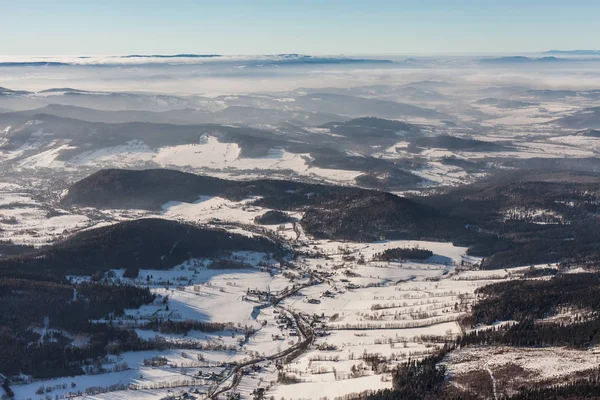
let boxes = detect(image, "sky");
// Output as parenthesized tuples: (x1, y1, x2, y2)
(1, 0, 600, 56)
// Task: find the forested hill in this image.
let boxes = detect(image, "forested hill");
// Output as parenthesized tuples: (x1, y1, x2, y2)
(62, 168, 467, 242)
(61, 168, 362, 210)
(300, 190, 461, 241)
(0, 218, 281, 281)
(61, 168, 600, 270)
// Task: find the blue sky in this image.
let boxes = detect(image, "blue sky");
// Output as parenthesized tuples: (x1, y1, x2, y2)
(1, 0, 599, 55)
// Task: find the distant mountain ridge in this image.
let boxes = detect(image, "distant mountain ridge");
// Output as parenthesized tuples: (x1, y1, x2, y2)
(545, 50, 600, 55)
(2, 103, 347, 126)
(0, 54, 394, 67)
(122, 54, 222, 58)
(479, 56, 567, 64)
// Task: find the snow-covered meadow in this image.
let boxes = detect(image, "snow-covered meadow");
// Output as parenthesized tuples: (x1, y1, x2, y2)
(4, 184, 543, 400)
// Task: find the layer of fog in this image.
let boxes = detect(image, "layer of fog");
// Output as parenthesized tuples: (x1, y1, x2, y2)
(1, 55, 600, 97)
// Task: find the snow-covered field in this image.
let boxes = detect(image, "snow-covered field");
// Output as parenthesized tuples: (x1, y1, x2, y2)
(2, 171, 591, 400)
(7, 134, 364, 187)
(0, 187, 91, 246)
(2, 103, 599, 400)
(4, 185, 541, 400)
(4, 51, 600, 400)
(1, 168, 596, 400)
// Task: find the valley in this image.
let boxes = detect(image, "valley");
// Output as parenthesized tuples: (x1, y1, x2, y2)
(1, 53, 600, 400)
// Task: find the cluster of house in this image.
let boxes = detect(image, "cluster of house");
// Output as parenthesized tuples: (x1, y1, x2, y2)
(160, 390, 198, 400)
(244, 288, 276, 303)
(274, 311, 297, 339)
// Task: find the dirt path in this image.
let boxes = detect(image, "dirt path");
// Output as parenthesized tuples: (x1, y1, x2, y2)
(485, 363, 498, 400)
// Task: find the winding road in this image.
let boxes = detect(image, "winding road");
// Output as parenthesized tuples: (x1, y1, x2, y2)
(206, 275, 320, 399)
